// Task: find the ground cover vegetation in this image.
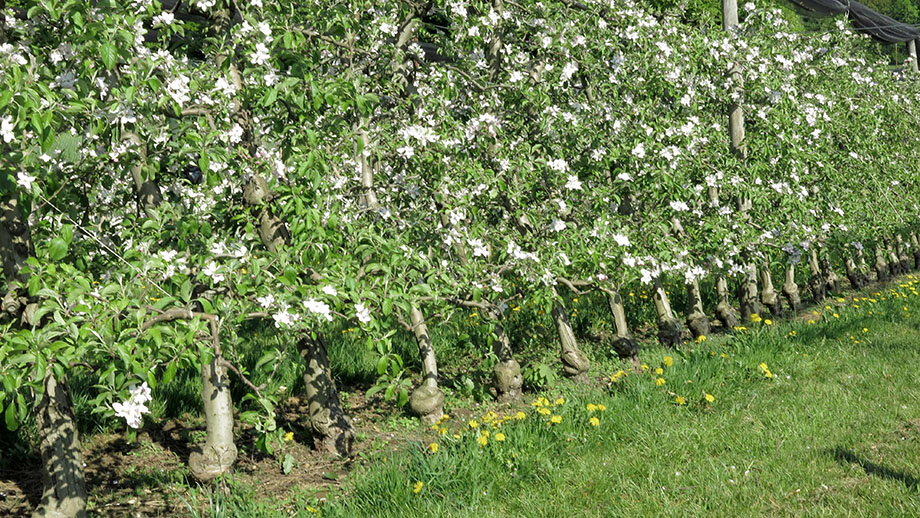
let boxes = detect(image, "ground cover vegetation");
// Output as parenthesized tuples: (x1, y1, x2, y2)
(3, 0, 920, 516)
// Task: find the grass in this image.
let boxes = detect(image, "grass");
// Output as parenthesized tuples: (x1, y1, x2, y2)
(7, 276, 920, 517)
(314, 280, 920, 517)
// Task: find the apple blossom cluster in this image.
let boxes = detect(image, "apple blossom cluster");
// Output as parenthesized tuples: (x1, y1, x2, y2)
(112, 382, 152, 429)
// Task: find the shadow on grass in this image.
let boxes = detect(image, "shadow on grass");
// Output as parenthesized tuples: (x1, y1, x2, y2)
(830, 447, 920, 490)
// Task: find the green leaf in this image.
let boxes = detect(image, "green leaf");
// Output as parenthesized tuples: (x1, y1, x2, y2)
(0, 90, 12, 110)
(162, 361, 177, 385)
(100, 43, 117, 70)
(48, 238, 68, 260)
(282, 453, 295, 475)
(61, 224, 74, 245)
(4, 402, 18, 431)
(28, 276, 40, 297)
(72, 11, 83, 28)
(180, 280, 192, 303)
(376, 356, 388, 375)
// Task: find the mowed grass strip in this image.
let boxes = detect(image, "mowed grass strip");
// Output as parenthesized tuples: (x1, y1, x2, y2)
(315, 288, 920, 518)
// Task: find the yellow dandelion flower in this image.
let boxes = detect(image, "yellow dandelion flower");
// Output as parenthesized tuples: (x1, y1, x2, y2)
(750, 313, 762, 323)
(641, 364, 650, 372)
(586, 403, 597, 412)
(306, 506, 320, 514)
(808, 319, 816, 324)
(477, 435, 488, 447)
(788, 330, 797, 337)
(655, 367, 664, 375)
(413, 481, 424, 493)
(720, 353, 728, 358)
(283, 431, 294, 442)
(655, 378, 666, 386)
(675, 396, 686, 406)
(863, 328, 868, 333)
(428, 442, 439, 453)
(663, 356, 674, 366)
(438, 427, 448, 435)
(704, 393, 715, 403)
(468, 420, 479, 429)
(596, 404, 606, 411)
(514, 411, 526, 420)
(554, 397, 566, 406)
(696, 335, 707, 343)
(538, 407, 551, 415)
(589, 416, 600, 426)
(550, 415, 563, 424)
(494, 432, 506, 442)
(481, 430, 490, 438)
(837, 297, 846, 303)
(764, 319, 773, 325)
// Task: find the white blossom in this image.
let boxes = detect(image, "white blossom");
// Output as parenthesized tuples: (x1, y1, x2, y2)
(0, 116, 14, 143)
(16, 172, 36, 191)
(303, 298, 333, 321)
(257, 294, 275, 309)
(564, 175, 582, 191)
(355, 303, 371, 324)
(322, 285, 338, 296)
(669, 201, 689, 212)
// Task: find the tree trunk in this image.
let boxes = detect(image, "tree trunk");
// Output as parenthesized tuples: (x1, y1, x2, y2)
(820, 256, 840, 293)
(550, 290, 589, 377)
(407, 306, 444, 425)
(759, 266, 782, 318)
(685, 278, 710, 339)
(123, 132, 162, 217)
(738, 262, 762, 322)
(887, 240, 902, 276)
(653, 279, 681, 347)
(33, 373, 87, 518)
(0, 196, 33, 322)
(188, 354, 238, 481)
(298, 335, 355, 456)
(605, 290, 639, 361)
(874, 245, 890, 283)
(781, 264, 801, 314)
(808, 247, 826, 301)
(715, 276, 739, 328)
(910, 232, 920, 271)
(844, 255, 867, 290)
(895, 236, 910, 274)
(489, 312, 522, 402)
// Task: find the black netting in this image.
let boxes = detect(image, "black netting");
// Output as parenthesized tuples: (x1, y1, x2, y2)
(789, 0, 920, 43)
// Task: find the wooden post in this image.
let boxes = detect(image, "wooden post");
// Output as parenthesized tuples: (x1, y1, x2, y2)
(722, 0, 745, 157)
(909, 40, 919, 73)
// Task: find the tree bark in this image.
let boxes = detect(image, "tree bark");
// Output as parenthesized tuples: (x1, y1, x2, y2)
(887, 240, 902, 276)
(188, 354, 238, 481)
(759, 266, 782, 318)
(874, 245, 890, 283)
(896, 234, 909, 272)
(550, 290, 589, 377)
(738, 262, 762, 322)
(33, 373, 87, 518)
(604, 289, 639, 361)
(820, 256, 840, 294)
(489, 311, 522, 402)
(685, 278, 710, 339)
(781, 264, 801, 314)
(808, 247, 826, 301)
(653, 279, 681, 347)
(407, 306, 444, 425)
(715, 276, 739, 328)
(298, 335, 355, 456)
(844, 255, 867, 290)
(0, 196, 33, 323)
(910, 232, 920, 271)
